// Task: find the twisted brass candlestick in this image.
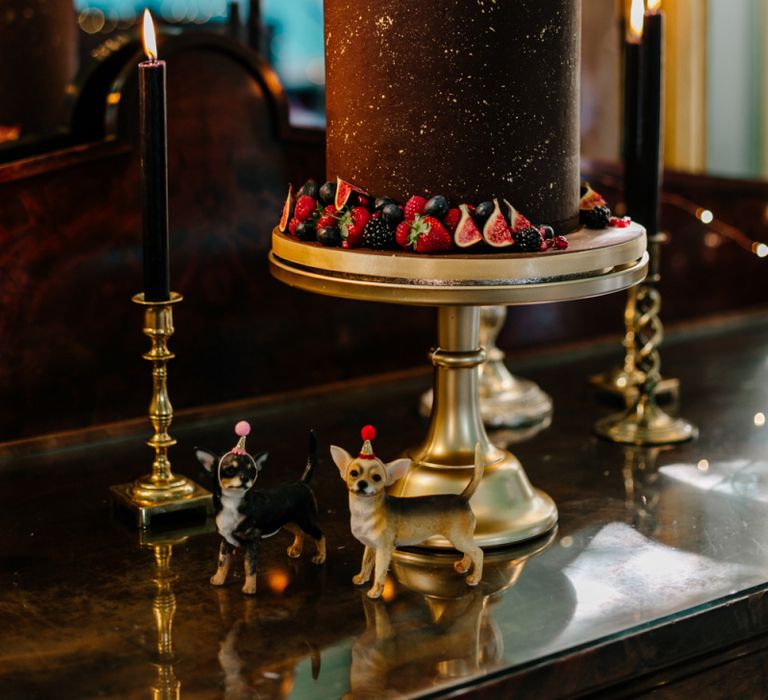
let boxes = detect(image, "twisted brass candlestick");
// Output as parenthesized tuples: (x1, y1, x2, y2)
(420, 307, 552, 427)
(111, 292, 213, 527)
(590, 283, 679, 403)
(595, 234, 697, 445)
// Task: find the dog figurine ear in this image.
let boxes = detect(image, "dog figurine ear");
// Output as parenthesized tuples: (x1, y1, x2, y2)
(195, 448, 219, 473)
(330, 445, 353, 478)
(383, 458, 411, 487)
(253, 451, 268, 471)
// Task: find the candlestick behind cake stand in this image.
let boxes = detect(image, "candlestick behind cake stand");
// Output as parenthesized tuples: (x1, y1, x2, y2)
(270, 224, 648, 548)
(111, 293, 213, 527)
(589, 285, 679, 405)
(594, 232, 698, 445)
(420, 306, 553, 428)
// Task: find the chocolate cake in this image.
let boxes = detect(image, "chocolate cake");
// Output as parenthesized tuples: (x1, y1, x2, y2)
(324, 0, 582, 234)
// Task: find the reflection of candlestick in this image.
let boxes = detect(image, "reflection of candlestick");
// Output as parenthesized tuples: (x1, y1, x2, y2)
(623, 0, 643, 219)
(140, 10, 170, 302)
(640, 2, 664, 236)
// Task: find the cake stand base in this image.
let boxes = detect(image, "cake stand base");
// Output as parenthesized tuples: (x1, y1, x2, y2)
(392, 448, 558, 548)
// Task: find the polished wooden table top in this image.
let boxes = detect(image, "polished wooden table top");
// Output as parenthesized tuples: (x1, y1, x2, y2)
(2, 311, 768, 699)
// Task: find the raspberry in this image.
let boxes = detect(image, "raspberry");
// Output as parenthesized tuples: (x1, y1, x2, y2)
(294, 195, 317, 222)
(404, 195, 427, 221)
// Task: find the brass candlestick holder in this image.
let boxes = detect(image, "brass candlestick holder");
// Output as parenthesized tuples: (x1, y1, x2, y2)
(420, 306, 552, 427)
(595, 233, 697, 445)
(111, 292, 213, 527)
(590, 284, 679, 403)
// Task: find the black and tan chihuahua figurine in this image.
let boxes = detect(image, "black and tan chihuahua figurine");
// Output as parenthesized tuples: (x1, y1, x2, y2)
(331, 425, 484, 599)
(196, 422, 326, 595)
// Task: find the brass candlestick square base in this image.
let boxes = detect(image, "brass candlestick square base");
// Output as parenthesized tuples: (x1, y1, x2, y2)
(111, 480, 213, 528)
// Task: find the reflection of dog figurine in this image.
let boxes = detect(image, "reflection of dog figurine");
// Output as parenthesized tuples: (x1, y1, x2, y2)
(331, 426, 484, 599)
(196, 422, 326, 595)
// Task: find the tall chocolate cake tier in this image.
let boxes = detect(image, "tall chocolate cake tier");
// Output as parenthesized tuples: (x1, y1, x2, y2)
(325, 0, 581, 233)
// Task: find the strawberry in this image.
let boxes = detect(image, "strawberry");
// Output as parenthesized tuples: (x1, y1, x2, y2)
(317, 204, 339, 229)
(288, 217, 300, 236)
(395, 220, 411, 249)
(443, 207, 462, 232)
(409, 215, 453, 254)
(404, 195, 427, 221)
(339, 206, 371, 247)
(294, 195, 317, 222)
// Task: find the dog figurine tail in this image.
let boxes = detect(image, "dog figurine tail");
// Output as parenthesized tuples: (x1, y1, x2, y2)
(300, 429, 318, 483)
(459, 443, 485, 501)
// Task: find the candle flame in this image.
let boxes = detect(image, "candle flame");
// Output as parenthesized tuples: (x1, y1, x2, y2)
(647, 0, 662, 12)
(143, 9, 157, 60)
(628, 0, 645, 41)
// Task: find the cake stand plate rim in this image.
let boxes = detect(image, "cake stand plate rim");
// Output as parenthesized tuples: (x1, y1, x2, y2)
(268, 251, 649, 307)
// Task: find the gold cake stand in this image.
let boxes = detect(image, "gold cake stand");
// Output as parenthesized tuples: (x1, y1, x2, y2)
(270, 224, 648, 548)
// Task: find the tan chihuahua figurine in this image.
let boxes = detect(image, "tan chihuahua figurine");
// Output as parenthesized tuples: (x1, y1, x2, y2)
(331, 425, 484, 599)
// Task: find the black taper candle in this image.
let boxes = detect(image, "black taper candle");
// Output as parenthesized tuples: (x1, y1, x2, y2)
(139, 31, 170, 302)
(639, 9, 664, 237)
(622, 37, 643, 222)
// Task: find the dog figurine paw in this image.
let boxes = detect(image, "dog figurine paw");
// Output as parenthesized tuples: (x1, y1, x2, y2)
(331, 426, 484, 599)
(196, 422, 326, 595)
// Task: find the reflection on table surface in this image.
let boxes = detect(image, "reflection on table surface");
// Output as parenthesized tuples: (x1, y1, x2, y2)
(2, 317, 768, 698)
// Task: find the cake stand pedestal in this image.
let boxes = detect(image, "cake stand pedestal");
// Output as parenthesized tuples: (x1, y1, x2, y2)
(270, 224, 647, 548)
(420, 306, 553, 428)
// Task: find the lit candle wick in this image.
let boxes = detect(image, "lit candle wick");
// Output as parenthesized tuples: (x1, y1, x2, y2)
(143, 9, 158, 61)
(647, 0, 662, 15)
(628, 0, 645, 42)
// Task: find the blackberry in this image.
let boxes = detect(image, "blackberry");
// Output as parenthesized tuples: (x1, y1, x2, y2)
(580, 204, 612, 229)
(515, 226, 544, 253)
(361, 217, 395, 250)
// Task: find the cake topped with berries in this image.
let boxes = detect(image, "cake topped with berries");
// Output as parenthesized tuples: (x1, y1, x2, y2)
(274, 0, 635, 256)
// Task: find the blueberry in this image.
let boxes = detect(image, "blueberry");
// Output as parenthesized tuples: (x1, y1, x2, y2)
(381, 203, 404, 226)
(298, 179, 320, 200)
(424, 195, 449, 219)
(539, 225, 555, 241)
(374, 196, 396, 212)
(296, 220, 316, 241)
(317, 226, 342, 247)
(319, 181, 337, 206)
(474, 201, 495, 223)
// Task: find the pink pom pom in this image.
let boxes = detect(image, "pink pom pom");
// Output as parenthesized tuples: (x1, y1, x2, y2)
(235, 421, 251, 437)
(361, 425, 376, 442)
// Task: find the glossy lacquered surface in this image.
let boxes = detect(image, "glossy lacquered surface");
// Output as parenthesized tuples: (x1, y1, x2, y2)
(2, 313, 768, 699)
